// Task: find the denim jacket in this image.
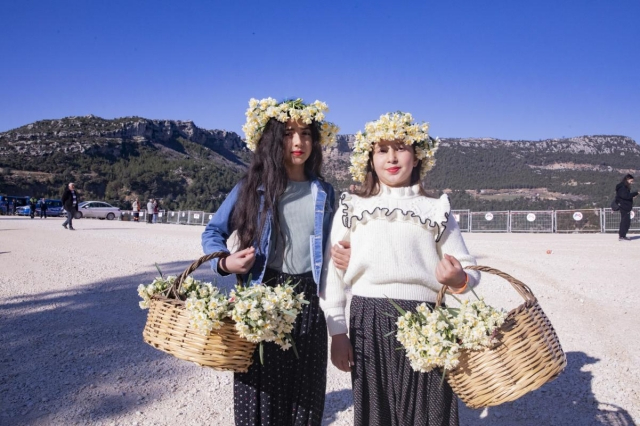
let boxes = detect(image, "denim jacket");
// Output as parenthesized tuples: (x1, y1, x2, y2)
(201, 177, 335, 290)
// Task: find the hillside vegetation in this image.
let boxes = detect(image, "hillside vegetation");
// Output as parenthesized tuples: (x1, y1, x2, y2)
(1, 116, 638, 211)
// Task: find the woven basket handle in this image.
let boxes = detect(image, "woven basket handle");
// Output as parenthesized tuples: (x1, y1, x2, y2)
(436, 265, 537, 307)
(165, 251, 241, 299)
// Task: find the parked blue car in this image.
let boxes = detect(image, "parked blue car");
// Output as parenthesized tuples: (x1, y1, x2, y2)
(40, 199, 64, 217)
(15, 199, 64, 217)
(0, 195, 30, 215)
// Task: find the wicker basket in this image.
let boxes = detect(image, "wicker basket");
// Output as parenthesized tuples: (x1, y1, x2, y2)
(142, 252, 257, 373)
(437, 265, 567, 409)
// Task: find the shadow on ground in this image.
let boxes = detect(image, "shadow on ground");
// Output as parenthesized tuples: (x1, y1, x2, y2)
(2, 263, 636, 426)
(459, 351, 636, 425)
(0, 260, 231, 426)
(323, 389, 353, 425)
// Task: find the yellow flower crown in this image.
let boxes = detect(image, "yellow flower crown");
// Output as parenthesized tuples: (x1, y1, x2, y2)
(349, 112, 440, 183)
(242, 97, 340, 152)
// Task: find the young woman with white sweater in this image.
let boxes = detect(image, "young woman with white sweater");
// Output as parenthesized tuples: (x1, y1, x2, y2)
(320, 112, 480, 426)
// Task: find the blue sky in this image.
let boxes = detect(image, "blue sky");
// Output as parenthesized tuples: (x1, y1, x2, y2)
(1, 0, 639, 142)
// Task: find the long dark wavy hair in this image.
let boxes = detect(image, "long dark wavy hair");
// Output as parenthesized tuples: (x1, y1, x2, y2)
(231, 118, 324, 250)
(621, 173, 635, 187)
(351, 144, 429, 198)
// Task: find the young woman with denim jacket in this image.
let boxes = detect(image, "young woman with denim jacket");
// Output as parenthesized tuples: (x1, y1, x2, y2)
(202, 98, 339, 426)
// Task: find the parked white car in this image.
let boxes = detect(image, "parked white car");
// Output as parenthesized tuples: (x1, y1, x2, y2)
(76, 201, 120, 220)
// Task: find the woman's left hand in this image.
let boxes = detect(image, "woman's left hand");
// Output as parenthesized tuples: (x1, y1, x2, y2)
(436, 254, 467, 289)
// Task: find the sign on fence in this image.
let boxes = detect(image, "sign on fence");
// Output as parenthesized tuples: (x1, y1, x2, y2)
(119, 207, 640, 235)
(177, 212, 188, 225)
(602, 207, 640, 233)
(188, 211, 205, 225)
(470, 211, 509, 232)
(510, 211, 554, 233)
(555, 209, 601, 232)
(167, 211, 179, 224)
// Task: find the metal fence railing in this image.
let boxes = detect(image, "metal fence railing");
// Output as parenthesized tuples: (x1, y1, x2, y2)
(166, 211, 179, 224)
(156, 210, 168, 224)
(451, 209, 470, 232)
(188, 211, 205, 226)
(470, 211, 510, 232)
(602, 207, 640, 233)
(510, 210, 554, 233)
(178, 211, 189, 225)
(555, 209, 602, 233)
(114, 208, 640, 234)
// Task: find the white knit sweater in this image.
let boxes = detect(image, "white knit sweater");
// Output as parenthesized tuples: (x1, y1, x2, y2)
(319, 183, 479, 336)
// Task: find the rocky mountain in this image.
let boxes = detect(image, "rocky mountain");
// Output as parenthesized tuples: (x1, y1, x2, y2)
(0, 115, 250, 211)
(2, 115, 246, 159)
(1, 115, 638, 211)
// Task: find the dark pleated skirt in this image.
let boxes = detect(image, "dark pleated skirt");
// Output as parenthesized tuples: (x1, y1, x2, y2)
(350, 295, 459, 426)
(234, 269, 327, 426)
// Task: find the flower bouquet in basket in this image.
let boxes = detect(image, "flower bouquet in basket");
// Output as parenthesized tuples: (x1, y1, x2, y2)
(389, 265, 567, 409)
(229, 279, 308, 363)
(138, 252, 308, 372)
(389, 285, 507, 377)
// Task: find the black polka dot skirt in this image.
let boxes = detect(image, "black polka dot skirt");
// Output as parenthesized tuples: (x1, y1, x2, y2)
(234, 269, 327, 426)
(349, 296, 459, 426)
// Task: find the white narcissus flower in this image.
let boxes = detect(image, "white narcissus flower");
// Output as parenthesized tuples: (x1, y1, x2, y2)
(230, 281, 306, 350)
(139, 274, 307, 350)
(242, 97, 339, 152)
(394, 297, 506, 373)
(350, 112, 439, 183)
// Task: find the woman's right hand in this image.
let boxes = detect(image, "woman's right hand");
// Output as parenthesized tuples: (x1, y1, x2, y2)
(219, 247, 256, 274)
(330, 333, 354, 372)
(331, 240, 351, 271)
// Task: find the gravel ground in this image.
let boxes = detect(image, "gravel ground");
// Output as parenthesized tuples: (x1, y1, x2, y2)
(1, 216, 638, 426)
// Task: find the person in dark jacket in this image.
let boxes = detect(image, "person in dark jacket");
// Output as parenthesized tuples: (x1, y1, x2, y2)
(39, 198, 48, 219)
(615, 174, 638, 241)
(61, 183, 79, 230)
(29, 197, 37, 219)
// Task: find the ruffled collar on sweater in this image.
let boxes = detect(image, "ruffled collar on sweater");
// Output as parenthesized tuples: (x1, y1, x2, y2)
(340, 184, 451, 242)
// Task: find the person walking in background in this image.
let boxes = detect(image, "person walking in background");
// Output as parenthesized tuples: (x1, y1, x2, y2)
(29, 197, 37, 219)
(616, 174, 638, 241)
(61, 183, 79, 230)
(132, 198, 140, 222)
(39, 198, 48, 219)
(8, 199, 15, 215)
(152, 199, 159, 223)
(146, 199, 154, 224)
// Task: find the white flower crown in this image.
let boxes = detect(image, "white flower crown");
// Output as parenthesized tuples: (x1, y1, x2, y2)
(349, 111, 440, 183)
(242, 97, 340, 152)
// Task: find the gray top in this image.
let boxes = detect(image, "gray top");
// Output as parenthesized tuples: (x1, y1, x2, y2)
(267, 180, 314, 274)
